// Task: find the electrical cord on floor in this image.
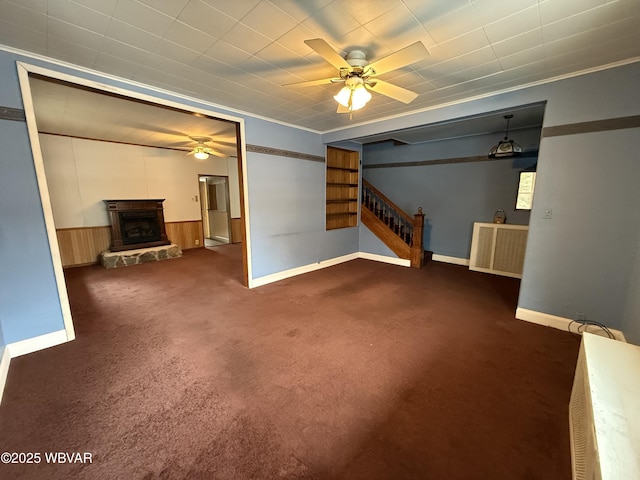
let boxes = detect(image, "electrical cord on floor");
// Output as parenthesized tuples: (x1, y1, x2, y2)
(567, 320, 616, 339)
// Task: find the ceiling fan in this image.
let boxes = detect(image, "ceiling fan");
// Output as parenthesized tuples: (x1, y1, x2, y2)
(159, 133, 235, 159)
(185, 136, 228, 160)
(284, 39, 429, 115)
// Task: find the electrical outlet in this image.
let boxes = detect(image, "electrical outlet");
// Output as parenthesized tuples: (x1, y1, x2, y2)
(195, 239, 200, 245)
(543, 209, 553, 219)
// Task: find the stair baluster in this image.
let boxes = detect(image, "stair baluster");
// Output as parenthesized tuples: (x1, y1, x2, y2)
(361, 179, 426, 268)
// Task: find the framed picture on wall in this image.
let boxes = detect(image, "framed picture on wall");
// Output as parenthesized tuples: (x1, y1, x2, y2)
(515, 171, 536, 210)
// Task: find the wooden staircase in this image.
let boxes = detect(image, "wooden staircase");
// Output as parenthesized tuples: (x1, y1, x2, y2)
(361, 179, 428, 268)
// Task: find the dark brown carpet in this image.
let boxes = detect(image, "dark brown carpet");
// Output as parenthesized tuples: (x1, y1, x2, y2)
(0, 246, 579, 479)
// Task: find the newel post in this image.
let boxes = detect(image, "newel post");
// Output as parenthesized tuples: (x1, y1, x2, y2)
(410, 207, 425, 268)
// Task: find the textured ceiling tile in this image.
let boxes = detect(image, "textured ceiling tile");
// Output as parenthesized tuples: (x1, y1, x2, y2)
(482, 6, 541, 44)
(471, 0, 538, 25)
(100, 37, 160, 66)
(538, 0, 608, 25)
(0, 21, 46, 55)
(241, 1, 299, 40)
(163, 21, 217, 53)
(47, 0, 111, 35)
(177, 1, 237, 36)
(364, 4, 436, 50)
(338, 26, 387, 57)
(0, 1, 47, 30)
(221, 23, 272, 55)
(276, 23, 324, 56)
(7, 0, 640, 133)
(93, 51, 142, 79)
(253, 41, 300, 68)
(203, 40, 253, 64)
(429, 59, 502, 89)
(438, 28, 491, 58)
(47, 36, 100, 67)
(112, 1, 174, 37)
(68, 0, 118, 16)
(380, 70, 427, 88)
(6, 0, 46, 13)
(137, 0, 190, 18)
(498, 45, 545, 70)
(332, 0, 402, 25)
(423, 4, 482, 43)
(404, 0, 472, 23)
(267, 0, 334, 22)
(302, 2, 361, 40)
(201, 0, 260, 21)
(542, 3, 624, 44)
(490, 28, 543, 58)
(47, 17, 105, 50)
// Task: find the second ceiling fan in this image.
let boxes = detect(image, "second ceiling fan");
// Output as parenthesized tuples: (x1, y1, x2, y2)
(285, 39, 429, 115)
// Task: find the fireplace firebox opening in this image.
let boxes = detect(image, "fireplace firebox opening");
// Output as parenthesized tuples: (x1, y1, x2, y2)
(105, 199, 170, 252)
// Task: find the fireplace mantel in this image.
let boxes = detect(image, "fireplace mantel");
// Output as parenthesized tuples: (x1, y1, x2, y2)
(105, 199, 170, 252)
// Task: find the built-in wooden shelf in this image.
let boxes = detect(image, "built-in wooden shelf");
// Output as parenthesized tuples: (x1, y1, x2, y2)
(326, 147, 360, 230)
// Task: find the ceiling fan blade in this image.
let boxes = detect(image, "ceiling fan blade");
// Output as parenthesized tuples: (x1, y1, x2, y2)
(283, 77, 341, 88)
(186, 148, 228, 158)
(207, 148, 228, 158)
(367, 42, 429, 76)
(366, 80, 418, 104)
(336, 103, 351, 114)
(304, 38, 351, 70)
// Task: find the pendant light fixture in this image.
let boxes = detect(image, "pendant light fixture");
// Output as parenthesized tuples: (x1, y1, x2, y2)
(488, 114, 523, 158)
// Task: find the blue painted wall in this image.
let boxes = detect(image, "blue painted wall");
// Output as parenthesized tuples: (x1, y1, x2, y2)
(0, 320, 5, 358)
(247, 138, 360, 279)
(247, 153, 358, 278)
(359, 224, 398, 258)
(520, 127, 640, 331)
(0, 117, 67, 344)
(361, 130, 539, 259)
(326, 61, 640, 337)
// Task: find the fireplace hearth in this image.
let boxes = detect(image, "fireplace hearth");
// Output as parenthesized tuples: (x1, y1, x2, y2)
(105, 199, 171, 252)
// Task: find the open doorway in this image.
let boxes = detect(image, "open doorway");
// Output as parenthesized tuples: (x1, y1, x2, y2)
(199, 175, 231, 247)
(18, 63, 252, 343)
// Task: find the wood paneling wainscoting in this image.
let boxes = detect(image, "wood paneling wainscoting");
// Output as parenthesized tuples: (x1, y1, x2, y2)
(57, 226, 111, 267)
(165, 220, 203, 251)
(57, 220, 204, 267)
(230, 218, 242, 244)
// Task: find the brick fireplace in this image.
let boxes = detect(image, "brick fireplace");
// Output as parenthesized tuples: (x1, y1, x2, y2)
(105, 199, 171, 252)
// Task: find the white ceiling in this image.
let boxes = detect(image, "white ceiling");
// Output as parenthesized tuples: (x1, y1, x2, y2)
(2, 0, 639, 133)
(29, 76, 240, 156)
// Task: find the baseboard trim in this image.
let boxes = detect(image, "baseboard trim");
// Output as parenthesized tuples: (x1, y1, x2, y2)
(0, 329, 71, 405)
(358, 252, 410, 267)
(251, 253, 360, 288)
(516, 308, 626, 342)
(432, 254, 470, 266)
(7, 329, 70, 358)
(251, 251, 413, 288)
(0, 346, 10, 405)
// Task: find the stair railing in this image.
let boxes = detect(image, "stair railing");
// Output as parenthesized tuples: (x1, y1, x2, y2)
(362, 179, 425, 267)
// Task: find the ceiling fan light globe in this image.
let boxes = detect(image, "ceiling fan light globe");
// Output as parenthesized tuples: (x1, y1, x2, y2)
(351, 85, 372, 110)
(334, 86, 352, 108)
(194, 151, 210, 160)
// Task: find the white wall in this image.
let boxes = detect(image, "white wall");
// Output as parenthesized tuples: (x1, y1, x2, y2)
(40, 134, 238, 227)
